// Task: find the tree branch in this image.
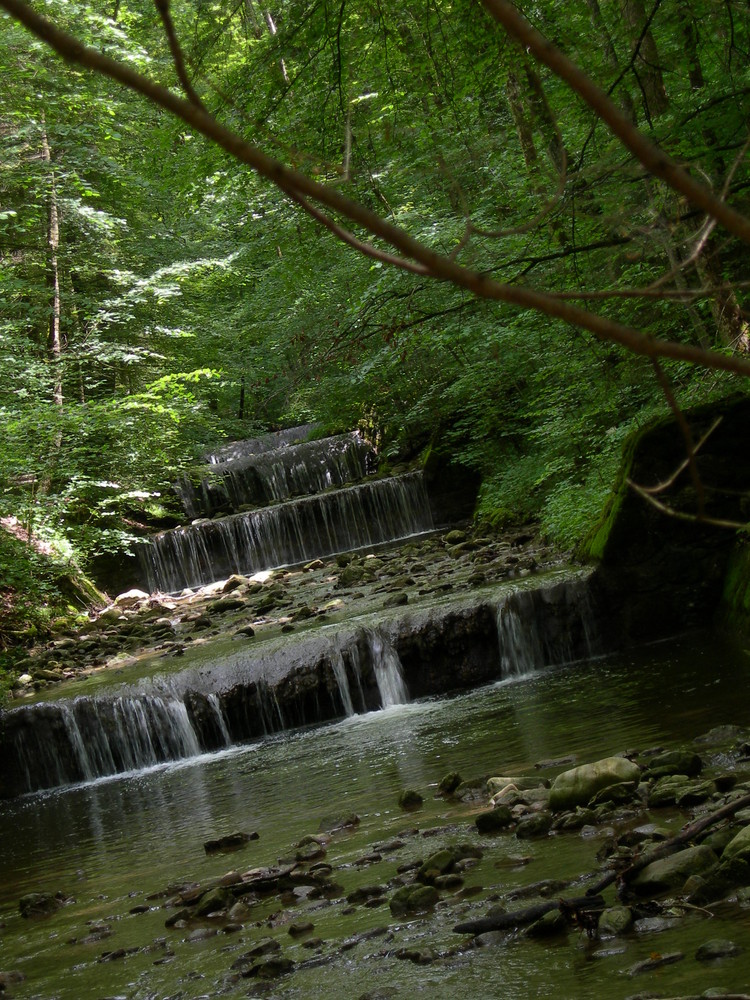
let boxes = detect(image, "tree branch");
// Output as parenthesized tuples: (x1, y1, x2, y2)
(4, 0, 750, 382)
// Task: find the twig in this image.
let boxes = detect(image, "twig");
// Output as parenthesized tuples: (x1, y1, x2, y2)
(153, 0, 206, 111)
(626, 479, 750, 531)
(650, 359, 705, 516)
(638, 417, 722, 495)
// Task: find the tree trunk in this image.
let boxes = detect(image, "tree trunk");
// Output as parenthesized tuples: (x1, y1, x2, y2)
(585, 0, 637, 122)
(621, 0, 669, 121)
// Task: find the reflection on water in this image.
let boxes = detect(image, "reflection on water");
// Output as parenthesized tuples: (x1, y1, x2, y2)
(1, 631, 749, 999)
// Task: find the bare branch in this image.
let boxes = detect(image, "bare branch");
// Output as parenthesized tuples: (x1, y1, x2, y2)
(627, 478, 749, 530)
(153, 0, 206, 111)
(650, 359, 705, 515)
(638, 417, 722, 495)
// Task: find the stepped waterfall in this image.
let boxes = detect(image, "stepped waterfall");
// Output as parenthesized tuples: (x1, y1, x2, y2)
(1, 426, 599, 797)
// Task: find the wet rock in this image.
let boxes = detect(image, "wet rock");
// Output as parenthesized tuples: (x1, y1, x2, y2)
(114, 589, 149, 608)
(398, 789, 423, 811)
(487, 776, 548, 795)
(695, 938, 742, 961)
(647, 774, 691, 807)
(207, 596, 247, 614)
(396, 947, 434, 964)
(437, 772, 463, 797)
(525, 909, 568, 938)
(288, 921, 314, 937)
(383, 592, 408, 608)
(632, 844, 719, 895)
(475, 806, 513, 834)
(0, 971, 25, 990)
(242, 957, 295, 979)
(627, 951, 684, 975)
(675, 779, 715, 807)
(194, 886, 234, 917)
(231, 938, 281, 968)
(695, 725, 747, 746)
(515, 812, 553, 839)
(687, 854, 750, 905)
(417, 849, 456, 882)
(598, 905, 633, 936)
(549, 757, 641, 811)
(720, 823, 750, 862)
(337, 565, 365, 588)
(444, 530, 467, 544)
(588, 781, 638, 808)
(346, 886, 386, 905)
(389, 884, 439, 915)
(204, 831, 258, 853)
(222, 575, 249, 593)
(19, 892, 66, 918)
(645, 749, 703, 779)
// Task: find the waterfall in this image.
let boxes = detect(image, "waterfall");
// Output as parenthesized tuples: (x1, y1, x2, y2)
(206, 424, 319, 465)
(366, 630, 409, 707)
(207, 693, 232, 746)
(140, 472, 434, 593)
(331, 647, 356, 717)
(11, 696, 204, 794)
(180, 432, 375, 518)
(495, 579, 598, 680)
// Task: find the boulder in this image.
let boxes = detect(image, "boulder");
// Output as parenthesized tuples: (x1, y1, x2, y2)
(632, 844, 718, 896)
(398, 789, 423, 810)
(475, 806, 513, 833)
(389, 884, 439, 915)
(695, 938, 742, 961)
(645, 749, 703, 779)
(549, 757, 641, 811)
(114, 589, 149, 608)
(720, 823, 750, 862)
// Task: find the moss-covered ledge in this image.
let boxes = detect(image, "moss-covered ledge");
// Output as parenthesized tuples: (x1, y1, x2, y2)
(577, 395, 750, 646)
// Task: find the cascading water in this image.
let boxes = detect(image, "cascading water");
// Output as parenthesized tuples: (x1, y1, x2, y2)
(366, 630, 409, 707)
(141, 472, 434, 593)
(180, 432, 375, 518)
(495, 578, 598, 680)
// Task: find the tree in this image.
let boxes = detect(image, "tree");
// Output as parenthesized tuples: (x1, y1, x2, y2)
(0, 0, 749, 555)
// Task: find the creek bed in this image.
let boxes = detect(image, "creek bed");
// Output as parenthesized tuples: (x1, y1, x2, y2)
(1, 631, 750, 999)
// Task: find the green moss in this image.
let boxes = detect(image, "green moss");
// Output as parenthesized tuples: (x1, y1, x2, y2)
(719, 542, 750, 635)
(574, 426, 642, 562)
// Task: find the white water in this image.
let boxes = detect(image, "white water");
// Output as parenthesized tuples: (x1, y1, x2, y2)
(367, 630, 409, 707)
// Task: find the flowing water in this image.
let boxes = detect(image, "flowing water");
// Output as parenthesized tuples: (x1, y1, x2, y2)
(2, 632, 750, 999)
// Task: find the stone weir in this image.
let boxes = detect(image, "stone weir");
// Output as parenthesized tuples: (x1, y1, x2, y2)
(141, 472, 434, 594)
(0, 573, 596, 798)
(178, 432, 374, 519)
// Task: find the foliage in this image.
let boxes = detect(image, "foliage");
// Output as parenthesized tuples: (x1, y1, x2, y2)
(0, 0, 749, 581)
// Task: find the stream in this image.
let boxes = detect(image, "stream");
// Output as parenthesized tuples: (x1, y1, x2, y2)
(2, 631, 750, 999)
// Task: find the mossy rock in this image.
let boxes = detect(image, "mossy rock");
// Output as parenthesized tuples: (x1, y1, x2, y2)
(475, 806, 513, 834)
(398, 789, 423, 811)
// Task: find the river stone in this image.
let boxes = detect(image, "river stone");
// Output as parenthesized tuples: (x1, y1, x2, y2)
(647, 774, 691, 807)
(243, 957, 295, 979)
(525, 909, 568, 938)
(417, 849, 456, 882)
(114, 588, 149, 608)
(437, 771, 463, 796)
(588, 781, 638, 807)
(487, 776, 547, 795)
(475, 806, 513, 833)
(695, 938, 742, 961)
(675, 779, 716, 807)
(598, 905, 633, 936)
(398, 789, 423, 810)
(645, 749, 703, 779)
(632, 844, 719, 895)
(194, 886, 233, 917)
(389, 884, 439, 915)
(19, 892, 65, 918)
(549, 757, 641, 811)
(515, 812, 553, 839)
(720, 823, 750, 862)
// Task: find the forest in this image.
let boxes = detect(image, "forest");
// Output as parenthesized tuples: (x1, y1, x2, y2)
(1, 0, 750, 669)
